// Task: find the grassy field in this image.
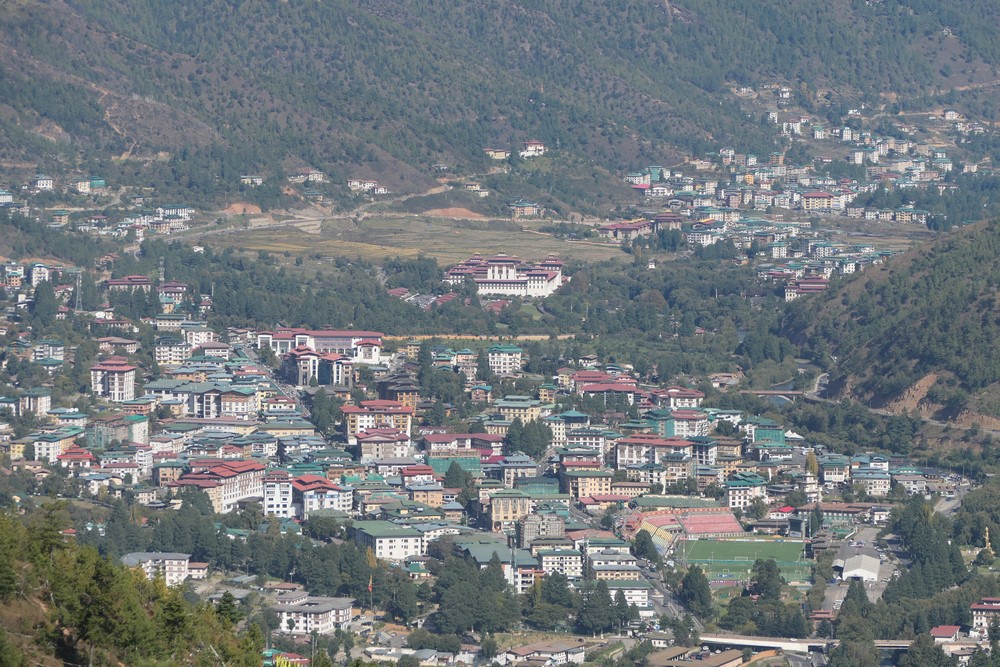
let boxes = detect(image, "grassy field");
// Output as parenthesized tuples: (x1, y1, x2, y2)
(678, 538, 811, 584)
(216, 214, 625, 265)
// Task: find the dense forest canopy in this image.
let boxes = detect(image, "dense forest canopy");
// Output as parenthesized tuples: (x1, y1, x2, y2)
(1, 0, 999, 202)
(784, 219, 1000, 415)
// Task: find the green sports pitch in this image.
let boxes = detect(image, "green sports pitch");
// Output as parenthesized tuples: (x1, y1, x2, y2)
(676, 539, 811, 584)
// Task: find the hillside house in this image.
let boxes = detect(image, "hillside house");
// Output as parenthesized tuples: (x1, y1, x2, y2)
(520, 140, 546, 158)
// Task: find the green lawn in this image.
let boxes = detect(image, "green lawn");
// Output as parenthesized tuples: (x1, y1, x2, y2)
(678, 539, 811, 584)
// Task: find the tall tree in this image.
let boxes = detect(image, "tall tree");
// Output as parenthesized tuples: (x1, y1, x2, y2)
(541, 572, 574, 608)
(504, 418, 525, 455)
(0, 550, 15, 602)
(576, 580, 614, 635)
(679, 566, 713, 620)
(443, 461, 471, 490)
(633, 530, 660, 564)
(613, 590, 630, 628)
(749, 559, 784, 602)
(31, 281, 57, 327)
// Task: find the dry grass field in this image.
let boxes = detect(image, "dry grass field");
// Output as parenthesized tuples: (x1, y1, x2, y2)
(216, 214, 625, 264)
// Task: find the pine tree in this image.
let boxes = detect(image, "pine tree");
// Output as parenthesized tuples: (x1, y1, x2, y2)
(541, 572, 574, 608)
(633, 529, 660, 564)
(476, 352, 493, 383)
(576, 580, 614, 635)
(0, 552, 16, 602)
(749, 559, 784, 602)
(613, 589, 630, 628)
(679, 565, 713, 619)
(388, 577, 418, 623)
(31, 281, 57, 327)
(443, 461, 471, 490)
(481, 635, 498, 660)
(215, 591, 241, 627)
(505, 418, 525, 454)
(481, 553, 508, 593)
(0, 627, 26, 667)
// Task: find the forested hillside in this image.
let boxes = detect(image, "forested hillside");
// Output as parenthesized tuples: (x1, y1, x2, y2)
(0, 504, 263, 666)
(784, 220, 1000, 419)
(2, 0, 999, 200)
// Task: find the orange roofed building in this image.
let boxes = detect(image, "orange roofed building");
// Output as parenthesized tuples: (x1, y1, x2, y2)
(170, 459, 265, 513)
(341, 400, 413, 438)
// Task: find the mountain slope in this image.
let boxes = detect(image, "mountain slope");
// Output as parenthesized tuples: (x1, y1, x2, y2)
(785, 220, 1000, 419)
(2, 0, 1000, 200)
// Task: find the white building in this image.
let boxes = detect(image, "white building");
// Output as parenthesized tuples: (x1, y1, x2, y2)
(445, 254, 565, 298)
(255, 329, 383, 364)
(605, 579, 653, 608)
(353, 520, 423, 561)
(292, 475, 353, 518)
(487, 345, 523, 376)
(724, 475, 768, 509)
(263, 470, 294, 517)
(537, 549, 584, 580)
(505, 639, 586, 666)
(121, 552, 191, 587)
(356, 429, 412, 462)
(841, 553, 880, 582)
(154, 337, 192, 366)
(90, 357, 137, 403)
(272, 593, 353, 635)
(519, 140, 546, 158)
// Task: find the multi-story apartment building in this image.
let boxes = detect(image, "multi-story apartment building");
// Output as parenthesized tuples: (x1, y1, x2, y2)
(172, 460, 265, 513)
(487, 344, 524, 376)
(614, 435, 694, 469)
(652, 386, 705, 409)
(263, 470, 293, 517)
(724, 472, 769, 509)
(487, 489, 532, 532)
(90, 357, 137, 402)
(341, 400, 413, 438)
(355, 428, 412, 461)
(352, 520, 423, 561)
(291, 474, 353, 518)
(605, 580, 653, 608)
(560, 470, 612, 500)
(282, 347, 354, 388)
(518, 512, 566, 547)
(494, 395, 543, 423)
(272, 593, 354, 635)
(537, 549, 584, 580)
(121, 552, 191, 587)
(972, 598, 1000, 638)
(154, 337, 192, 366)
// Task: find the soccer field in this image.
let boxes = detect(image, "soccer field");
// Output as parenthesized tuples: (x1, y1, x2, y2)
(677, 539, 811, 584)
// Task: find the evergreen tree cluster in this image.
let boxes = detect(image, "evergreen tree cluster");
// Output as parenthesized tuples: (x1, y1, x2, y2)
(575, 579, 638, 635)
(883, 497, 967, 602)
(785, 220, 1000, 412)
(716, 559, 808, 638)
(0, 505, 263, 666)
(504, 417, 553, 459)
(430, 555, 520, 634)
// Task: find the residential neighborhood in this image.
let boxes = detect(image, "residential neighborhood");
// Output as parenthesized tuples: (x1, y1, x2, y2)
(0, 77, 993, 667)
(0, 243, 978, 665)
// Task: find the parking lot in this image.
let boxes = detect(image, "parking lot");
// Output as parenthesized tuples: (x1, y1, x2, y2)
(821, 526, 899, 611)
